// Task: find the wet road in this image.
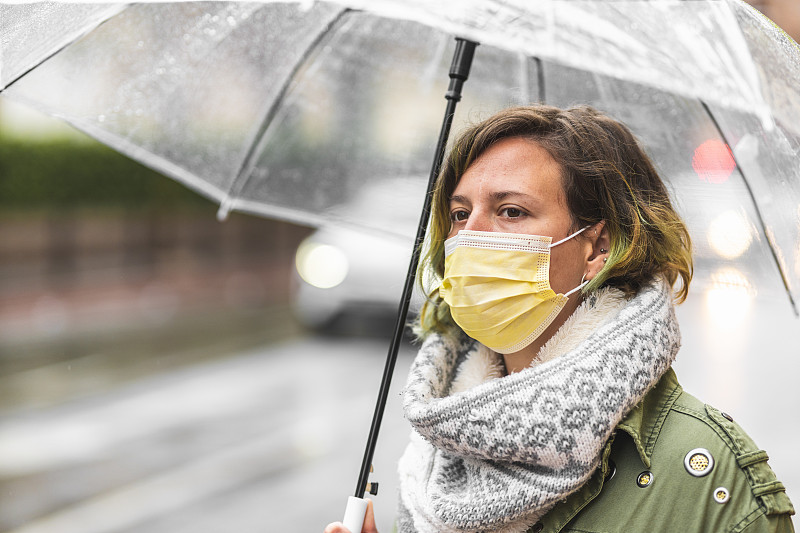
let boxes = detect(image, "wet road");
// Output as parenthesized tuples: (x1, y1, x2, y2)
(1, 297, 798, 533)
(0, 335, 415, 533)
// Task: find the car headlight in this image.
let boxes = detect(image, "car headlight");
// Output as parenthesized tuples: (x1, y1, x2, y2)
(295, 240, 349, 289)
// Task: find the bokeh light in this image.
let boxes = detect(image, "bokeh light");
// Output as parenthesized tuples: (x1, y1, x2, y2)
(295, 240, 349, 289)
(704, 267, 755, 328)
(693, 139, 736, 184)
(707, 210, 754, 259)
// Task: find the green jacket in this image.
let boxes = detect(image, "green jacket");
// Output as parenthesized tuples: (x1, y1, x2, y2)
(531, 368, 795, 533)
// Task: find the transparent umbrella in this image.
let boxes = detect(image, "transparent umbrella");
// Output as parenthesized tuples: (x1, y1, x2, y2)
(2, 0, 800, 527)
(2, 1, 799, 307)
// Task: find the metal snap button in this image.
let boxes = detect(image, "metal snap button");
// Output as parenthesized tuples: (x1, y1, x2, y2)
(636, 470, 654, 488)
(721, 412, 734, 422)
(714, 487, 730, 504)
(684, 448, 714, 477)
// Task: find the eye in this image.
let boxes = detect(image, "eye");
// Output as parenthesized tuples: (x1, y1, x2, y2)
(501, 207, 524, 218)
(451, 209, 469, 222)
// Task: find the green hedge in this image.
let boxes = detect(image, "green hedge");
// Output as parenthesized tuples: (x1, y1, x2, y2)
(0, 139, 213, 211)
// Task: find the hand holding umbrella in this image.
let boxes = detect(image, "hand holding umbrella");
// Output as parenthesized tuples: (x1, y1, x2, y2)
(325, 498, 378, 533)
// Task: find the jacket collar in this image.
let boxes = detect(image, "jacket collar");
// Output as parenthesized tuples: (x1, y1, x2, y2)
(615, 367, 683, 468)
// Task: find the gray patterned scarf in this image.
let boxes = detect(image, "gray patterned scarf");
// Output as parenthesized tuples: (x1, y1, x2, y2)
(397, 278, 680, 533)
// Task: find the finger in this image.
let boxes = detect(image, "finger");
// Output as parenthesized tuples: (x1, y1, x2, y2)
(323, 521, 350, 533)
(362, 499, 379, 533)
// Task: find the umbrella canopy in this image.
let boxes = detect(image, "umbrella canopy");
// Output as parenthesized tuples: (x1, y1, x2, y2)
(2, 1, 799, 315)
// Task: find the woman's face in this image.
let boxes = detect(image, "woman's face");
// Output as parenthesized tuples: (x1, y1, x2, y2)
(447, 136, 591, 296)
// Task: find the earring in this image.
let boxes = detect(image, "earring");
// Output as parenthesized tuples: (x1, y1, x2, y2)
(603, 258, 608, 263)
(600, 248, 606, 253)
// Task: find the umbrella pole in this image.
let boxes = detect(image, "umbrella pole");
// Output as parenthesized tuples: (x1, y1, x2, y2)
(350, 36, 477, 506)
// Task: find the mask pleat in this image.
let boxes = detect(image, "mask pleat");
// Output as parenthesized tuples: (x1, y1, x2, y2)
(441, 229, 581, 354)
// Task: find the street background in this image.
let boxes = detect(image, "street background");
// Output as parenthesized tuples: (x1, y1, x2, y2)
(2, 96, 799, 533)
(2, 3, 799, 531)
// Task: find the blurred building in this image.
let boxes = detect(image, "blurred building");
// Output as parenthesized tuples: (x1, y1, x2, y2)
(0, 97, 314, 385)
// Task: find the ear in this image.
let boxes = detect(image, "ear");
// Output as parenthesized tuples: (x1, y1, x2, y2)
(584, 221, 610, 281)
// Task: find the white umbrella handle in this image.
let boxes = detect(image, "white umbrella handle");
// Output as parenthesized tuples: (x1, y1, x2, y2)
(342, 496, 368, 533)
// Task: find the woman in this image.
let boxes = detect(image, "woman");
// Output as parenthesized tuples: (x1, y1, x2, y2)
(325, 105, 795, 533)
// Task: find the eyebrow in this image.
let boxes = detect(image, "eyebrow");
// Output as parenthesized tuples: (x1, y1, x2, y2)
(449, 191, 539, 204)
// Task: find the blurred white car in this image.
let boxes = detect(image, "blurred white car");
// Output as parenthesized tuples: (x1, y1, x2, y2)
(291, 178, 426, 330)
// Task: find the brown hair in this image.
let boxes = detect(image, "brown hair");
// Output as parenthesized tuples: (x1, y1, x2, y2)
(417, 104, 693, 335)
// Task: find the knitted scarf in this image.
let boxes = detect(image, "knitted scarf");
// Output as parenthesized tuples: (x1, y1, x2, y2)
(397, 278, 680, 533)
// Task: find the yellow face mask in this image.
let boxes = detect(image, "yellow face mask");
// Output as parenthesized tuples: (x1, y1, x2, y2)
(440, 228, 588, 354)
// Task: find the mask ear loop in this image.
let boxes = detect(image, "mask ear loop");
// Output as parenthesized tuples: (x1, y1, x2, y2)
(549, 225, 590, 248)
(551, 226, 591, 297)
(564, 273, 589, 297)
